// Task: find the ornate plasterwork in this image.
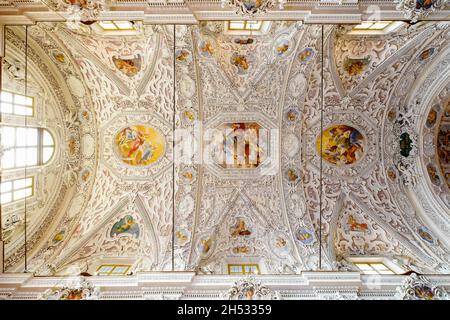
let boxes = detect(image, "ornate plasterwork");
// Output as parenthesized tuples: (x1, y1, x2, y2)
(395, 0, 449, 23)
(38, 276, 99, 300)
(1, 25, 98, 272)
(3, 21, 450, 278)
(220, 0, 286, 16)
(395, 272, 449, 300)
(221, 277, 282, 300)
(46, 0, 106, 23)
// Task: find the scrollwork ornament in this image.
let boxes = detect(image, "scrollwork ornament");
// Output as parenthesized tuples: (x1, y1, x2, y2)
(392, 105, 419, 187)
(395, 0, 449, 23)
(221, 277, 282, 300)
(47, 0, 106, 26)
(395, 272, 449, 300)
(221, 0, 285, 16)
(38, 276, 99, 300)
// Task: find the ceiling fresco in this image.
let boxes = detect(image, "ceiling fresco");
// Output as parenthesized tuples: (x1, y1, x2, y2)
(1, 20, 450, 276)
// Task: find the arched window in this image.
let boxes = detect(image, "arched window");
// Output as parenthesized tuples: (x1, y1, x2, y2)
(1, 89, 56, 207)
(0, 126, 55, 169)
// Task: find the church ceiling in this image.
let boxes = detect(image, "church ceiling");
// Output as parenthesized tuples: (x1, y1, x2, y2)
(1, 20, 450, 276)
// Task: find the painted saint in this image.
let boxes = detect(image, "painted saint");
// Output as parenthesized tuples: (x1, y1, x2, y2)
(295, 228, 315, 245)
(112, 55, 142, 77)
(211, 122, 265, 169)
(231, 218, 252, 237)
(274, 38, 289, 57)
(414, 286, 434, 300)
(427, 164, 441, 186)
(233, 246, 250, 254)
(242, 0, 264, 12)
(425, 106, 439, 128)
(234, 38, 254, 45)
(417, 226, 434, 244)
(198, 39, 214, 57)
(298, 47, 315, 62)
(287, 169, 299, 183)
(52, 230, 65, 244)
(437, 124, 450, 166)
(344, 57, 370, 76)
(53, 52, 66, 63)
(115, 125, 165, 166)
(317, 125, 365, 166)
(199, 238, 211, 254)
(110, 215, 140, 238)
(176, 49, 192, 64)
(347, 215, 368, 232)
(418, 47, 436, 62)
(416, 0, 435, 10)
(231, 54, 250, 74)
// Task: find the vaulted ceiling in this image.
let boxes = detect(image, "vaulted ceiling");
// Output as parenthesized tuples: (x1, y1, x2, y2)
(2, 19, 450, 276)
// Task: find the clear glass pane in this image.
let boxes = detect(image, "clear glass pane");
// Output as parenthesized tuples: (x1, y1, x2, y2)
(370, 263, 389, 271)
(24, 106, 33, 116)
(43, 130, 54, 146)
(98, 265, 113, 273)
(13, 178, 28, 189)
(1, 181, 12, 192)
(25, 187, 32, 197)
(43, 147, 54, 163)
(1, 91, 13, 102)
(99, 21, 117, 30)
(354, 22, 374, 30)
(0, 192, 12, 204)
(14, 105, 28, 116)
(379, 270, 395, 275)
(1, 126, 15, 147)
(25, 177, 33, 187)
(16, 127, 27, 146)
(230, 21, 245, 30)
(26, 147, 38, 166)
(14, 94, 26, 105)
(1, 102, 13, 113)
(25, 97, 33, 106)
(26, 128, 38, 146)
(114, 21, 134, 30)
(370, 22, 391, 30)
(112, 266, 128, 274)
(13, 188, 27, 200)
(229, 265, 241, 274)
(15, 147, 27, 167)
(362, 270, 379, 275)
(355, 263, 372, 270)
(247, 21, 262, 30)
(1, 149, 15, 169)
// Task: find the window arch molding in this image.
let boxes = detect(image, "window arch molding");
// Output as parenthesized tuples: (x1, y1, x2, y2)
(1, 125, 56, 170)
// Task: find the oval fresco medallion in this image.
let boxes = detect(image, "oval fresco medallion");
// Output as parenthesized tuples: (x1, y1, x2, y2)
(417, 226, 436, 245)
(418, 47, 437, 62)
(274, 37, 290, 57)
(298, 47, 315, 62)
(316, 124, 365, 166)
(115, 125, 165, 167)
(295, 227, 315, 245)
